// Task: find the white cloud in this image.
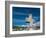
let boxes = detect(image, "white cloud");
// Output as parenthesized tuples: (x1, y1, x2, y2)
(33, 16, 40, 20)
(32, 21, 40, 26)
(32, 17, 40, 26)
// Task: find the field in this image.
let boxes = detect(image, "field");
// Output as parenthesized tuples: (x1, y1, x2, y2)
(13, 26, 40, 31)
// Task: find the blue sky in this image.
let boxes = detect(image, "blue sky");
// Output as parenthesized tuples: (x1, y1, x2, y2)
(12, 7, 40, 26)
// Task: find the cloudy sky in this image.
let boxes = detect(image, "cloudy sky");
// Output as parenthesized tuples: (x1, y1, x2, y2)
(12, 7, 40, 27)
